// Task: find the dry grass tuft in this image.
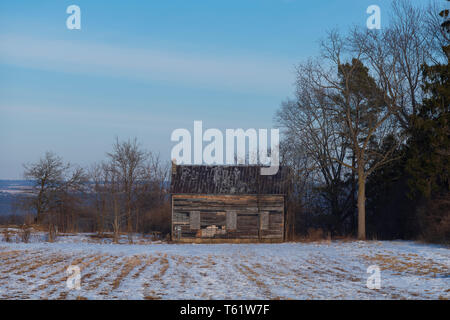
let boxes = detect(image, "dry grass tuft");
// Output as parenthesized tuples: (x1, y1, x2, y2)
(111, 256, 142, 290)
(132, 256, 158, 279)
(361, 253, 449, 277)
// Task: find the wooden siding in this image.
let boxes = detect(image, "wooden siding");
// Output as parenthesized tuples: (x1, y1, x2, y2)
(172, 194, 284, 241)
(226, 211, 237, 230)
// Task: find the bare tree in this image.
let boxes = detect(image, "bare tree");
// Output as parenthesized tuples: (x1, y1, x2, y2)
(23, 151, 68, 223)
(350, 0, 445, 130)
(425, 0, 450, 60)
(107, 162, 123, 243)
(275, 77, 356, 235)
(315, 31, 402, 239)
(135, 152, 170, 234)
(107, 138, 148, 243)
(53, 165, 87, 234)
(89, 162, 110, 236)
(23, 151, 87, 240)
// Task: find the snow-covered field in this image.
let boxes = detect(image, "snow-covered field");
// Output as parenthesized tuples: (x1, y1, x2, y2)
(0, 232, 448, 300)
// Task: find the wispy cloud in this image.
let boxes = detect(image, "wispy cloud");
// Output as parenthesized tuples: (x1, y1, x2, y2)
(0, 34, 293, 94)
(0, 103, 187, 132)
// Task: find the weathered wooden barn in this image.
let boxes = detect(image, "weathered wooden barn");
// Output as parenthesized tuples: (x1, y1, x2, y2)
(170, 165, 290, 243)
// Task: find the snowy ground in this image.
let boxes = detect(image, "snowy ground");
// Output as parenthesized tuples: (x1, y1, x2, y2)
(0, 232, 448, 300)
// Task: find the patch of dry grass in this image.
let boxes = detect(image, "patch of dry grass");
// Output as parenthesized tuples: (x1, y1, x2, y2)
(1, 250, 42, 273)
(361, 253, 449, 277)
(111, 255, 142, 290)
(153, 254, 169, 280)
(235, 263, 272, 298)
(132, 256, 158, 279)
(143, 292, 162, 300)
(31, 254, 104, 299)
(16, 253, 68, 276)
(91, 255, 123, 294)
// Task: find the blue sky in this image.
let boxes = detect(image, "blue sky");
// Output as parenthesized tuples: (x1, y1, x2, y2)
(0, 0, 429, 178)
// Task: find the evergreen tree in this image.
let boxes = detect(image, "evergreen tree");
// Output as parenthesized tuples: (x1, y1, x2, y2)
(405, 12, 449, 242)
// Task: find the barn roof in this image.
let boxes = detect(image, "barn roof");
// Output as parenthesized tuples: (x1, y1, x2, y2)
(170, 165, 291, 195)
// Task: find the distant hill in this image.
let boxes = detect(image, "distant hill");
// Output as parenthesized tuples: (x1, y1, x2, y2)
(0, 180, 33, 216)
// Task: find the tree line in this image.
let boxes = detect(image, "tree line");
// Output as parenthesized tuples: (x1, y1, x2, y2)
(14, 138, 170, 243)
(277, 0, 449, 243)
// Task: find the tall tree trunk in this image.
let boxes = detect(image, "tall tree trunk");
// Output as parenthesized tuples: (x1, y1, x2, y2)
(100, 198, 105, 236)
(135, 208, 140, 234)
(357, 171, 366, 240)
(351, 153, 357, 236)
(113, 196, 119, 244)
(127, 206, 133, 244)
